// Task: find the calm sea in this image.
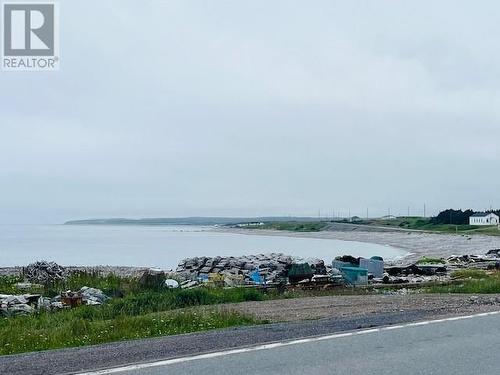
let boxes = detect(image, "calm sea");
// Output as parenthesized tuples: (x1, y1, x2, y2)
(0, 225, 405, 269)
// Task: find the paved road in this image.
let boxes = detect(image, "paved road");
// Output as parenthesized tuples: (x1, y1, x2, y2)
(0, 310, 442, 375)
(2, 310, 499, 374)
(87, 312, 500, 375)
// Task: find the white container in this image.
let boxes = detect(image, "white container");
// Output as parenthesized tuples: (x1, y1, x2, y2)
(359, 258, 384, 278)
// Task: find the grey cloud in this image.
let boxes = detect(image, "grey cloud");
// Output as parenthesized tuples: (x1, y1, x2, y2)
(1, 1, 500, 223)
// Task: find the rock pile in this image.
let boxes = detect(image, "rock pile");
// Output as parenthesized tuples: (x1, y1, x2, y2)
(447, 253, 500, 270)
(175, 253, 326, 284)
(0, 287, 109, 317)
(139, 268, 166, 289)
(0, 294, 38, 316)
(24, 261, 67, 284)
(80, 287, 109, 305)
(0, 293, 65, 316)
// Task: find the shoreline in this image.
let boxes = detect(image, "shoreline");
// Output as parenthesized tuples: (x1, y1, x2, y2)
(3, 225, 500, 276)
(214, 226, 500, 263)
(0, 265, 149, 278)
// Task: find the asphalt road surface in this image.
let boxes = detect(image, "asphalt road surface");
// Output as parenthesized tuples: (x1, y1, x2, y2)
(0, 310, 430, 375)
(84, 311, 500, 375)
(2, 309, 500, 374)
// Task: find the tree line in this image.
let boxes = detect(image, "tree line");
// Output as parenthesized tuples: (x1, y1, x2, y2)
(431, 209, 500, 225)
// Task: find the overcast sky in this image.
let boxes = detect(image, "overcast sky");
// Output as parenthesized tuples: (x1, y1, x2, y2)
(1, 1, 500, 224)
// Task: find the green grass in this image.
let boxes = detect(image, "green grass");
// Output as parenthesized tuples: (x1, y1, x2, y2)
(0, 308, 257, 355)
(99, 288, 265, 318)
(239, 217, 499, 236)
(256, 221, 328, 232)
(0, 275, 27, 295)
(415, 257, 446, 265)
(0, 271, 133, 297)
(427, 270, 500, 294)
(0, 271, 269, 355)
(353, 217, 500, 236)
(451, 269, 488, 279)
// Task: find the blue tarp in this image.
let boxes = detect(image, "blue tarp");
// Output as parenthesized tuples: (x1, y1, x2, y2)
(250, 269, 262, 284)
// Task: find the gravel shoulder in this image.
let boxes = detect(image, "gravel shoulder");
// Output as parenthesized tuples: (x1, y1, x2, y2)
(226, 293, 500, 322)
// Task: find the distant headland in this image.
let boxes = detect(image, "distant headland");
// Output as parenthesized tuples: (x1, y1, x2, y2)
(64, 217, 322, 226)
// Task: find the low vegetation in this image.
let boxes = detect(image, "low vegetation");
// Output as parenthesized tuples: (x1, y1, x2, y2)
(415, 257, 446, 265)
(451, 269, 488, 280)
(0, 267, 389, 355)
(427, 270, 500, 294)
(355, 216, 500, 236)
(257, 221, 328, 232)
(237, 211, 500, 236)
(4, 262, 500, 355)
(0, 272, 265, 355)
(0, 307, 256, 355)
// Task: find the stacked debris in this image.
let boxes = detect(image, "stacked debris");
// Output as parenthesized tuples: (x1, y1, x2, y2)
(60, 290, 83, 307)
(0, 294, 39, 316)
(0, 286, 109, 317)
(24, 261, 67, 285)
(0, 293, 65, 316)
(306, 258, 328, 275)
(79, 286, 109, 305)
(175, 253, 327, 285)
(385, 264, 447, 277)
(288, 263, 314, 284)
(378, 263, 448, 284)
(447, 253, 500, 270)
(138, 268, 166, 289)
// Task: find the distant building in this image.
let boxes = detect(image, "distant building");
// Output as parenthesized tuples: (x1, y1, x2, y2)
(235, 222, 264, 227)
(381, 215, 397, 220)
(469, 212, 499, 226)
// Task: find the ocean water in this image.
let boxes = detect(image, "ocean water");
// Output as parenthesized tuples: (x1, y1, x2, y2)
(0, 225, 405, 269)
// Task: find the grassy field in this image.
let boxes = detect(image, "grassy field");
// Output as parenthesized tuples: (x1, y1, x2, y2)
(251, 221, 328, 232)
(354, 217, 500, 236)
(0, 307, 256, 355)
(0, 272, 265, 355)
(427, 269, 500, 294)
(240, 217, 500, 236)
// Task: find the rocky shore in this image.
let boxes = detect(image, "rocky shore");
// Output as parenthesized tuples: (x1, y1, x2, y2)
(0, 265, 148, 278)
(3, 225, 500, 280)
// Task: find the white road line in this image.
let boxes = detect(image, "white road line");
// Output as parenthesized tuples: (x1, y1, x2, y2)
(78, 310, 500, 375)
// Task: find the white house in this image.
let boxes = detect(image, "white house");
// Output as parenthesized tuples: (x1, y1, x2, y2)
(469, 212, 499, 226)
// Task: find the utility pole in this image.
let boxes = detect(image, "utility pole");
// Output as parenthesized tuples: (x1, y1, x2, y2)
(407, 206, 410, 217)
(366, 208, 369, 220)
(423, 204, 426, 218)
